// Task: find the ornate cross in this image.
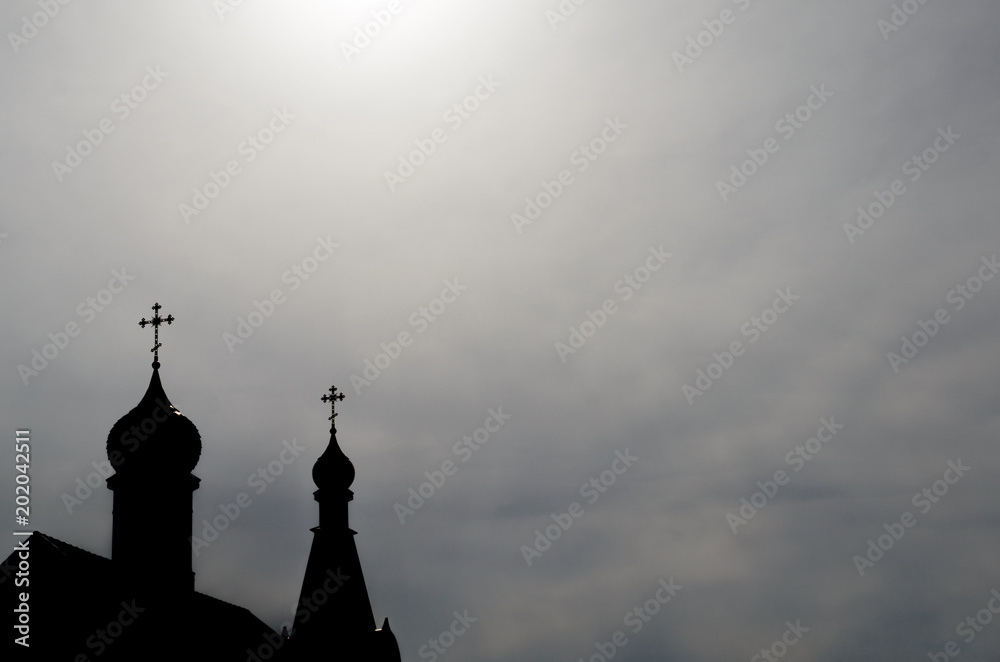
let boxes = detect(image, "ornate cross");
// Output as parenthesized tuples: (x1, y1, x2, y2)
(139, 302, 174, 367)
(321, 385, 346, 421)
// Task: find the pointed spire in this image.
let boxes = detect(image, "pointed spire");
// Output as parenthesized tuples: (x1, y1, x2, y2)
(373, 617, 402, 662)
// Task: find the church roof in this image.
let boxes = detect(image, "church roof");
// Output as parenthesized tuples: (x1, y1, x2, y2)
(3, 531, 277, 662)
(29, 530, 113, 570)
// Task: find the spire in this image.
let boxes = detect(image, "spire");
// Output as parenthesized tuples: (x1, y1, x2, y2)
(108, 304, 199, 475)
(289, 382, 383, 655)
(106, 303, 200, 597)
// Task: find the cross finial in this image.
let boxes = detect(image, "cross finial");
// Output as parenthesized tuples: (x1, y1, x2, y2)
(138, 302, 175, 368)
(321, 385, 346, 421)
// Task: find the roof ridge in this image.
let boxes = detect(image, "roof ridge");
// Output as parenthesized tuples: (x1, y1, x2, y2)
(34, 531, 111, 563)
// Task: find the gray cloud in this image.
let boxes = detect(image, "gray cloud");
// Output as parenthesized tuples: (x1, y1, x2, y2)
(3, 0, 1000, 659)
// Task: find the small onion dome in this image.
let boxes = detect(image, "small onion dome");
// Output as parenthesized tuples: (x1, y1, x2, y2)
(106, 367, 202, 475)
(312, 425, 355, 491)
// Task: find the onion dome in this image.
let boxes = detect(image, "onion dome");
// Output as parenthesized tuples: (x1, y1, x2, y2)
(106, 366, 202, 475)
(312, 424, 355, 491)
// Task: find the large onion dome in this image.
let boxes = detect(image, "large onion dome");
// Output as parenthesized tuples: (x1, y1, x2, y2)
(106, 366, 201, 476)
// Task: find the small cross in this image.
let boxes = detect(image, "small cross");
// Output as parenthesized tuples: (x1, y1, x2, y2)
(321, 385, 346, 421)
(139, 302, 174, 367)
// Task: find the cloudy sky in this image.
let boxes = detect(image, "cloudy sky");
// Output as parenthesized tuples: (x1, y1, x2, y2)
(3, 0, 1000, 659)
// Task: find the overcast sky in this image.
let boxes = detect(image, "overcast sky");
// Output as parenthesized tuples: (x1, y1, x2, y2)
(3, 0, 1000, 660)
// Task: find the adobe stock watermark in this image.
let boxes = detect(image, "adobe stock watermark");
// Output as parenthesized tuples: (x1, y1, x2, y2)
(843, 126, 959, 244)
(417, 609, 477, 662)
(749, 620, 810, 662)
(521, 449, 638, 567)
(179, 107, 294, 224)
(223, 236, 340, 353)
(350, 278, 468, 395)
(716, 84, 834, 202)
(1, 540, 24, 590)
(544, 0, 591, 31)
(886, 254, 998, 373)
(7, 0, 75, 55)
(384, 75, 501, 193)
(17, 269, 137, 386)
(190, 439, 307, 557)
(555, 245, 672, 363)
(51, 66, 169, 183)
(510, 116, 628, 235)
(11, 537, 29, 645)
(75, 599, 145, 659)
(213, 0, 249, 22)
(340, 0, 410, 63)
(928, 588, 1000, 661)
(576, 578, 682, 662)
(683, 287, 801, 405)
(62, 395, 178, 515)
(246, 567, 350, 661)
(394, 407, 511, 524)
(726, 416, 844, 534)
(878, 0, 933, 42)
(852, 458, 970, 577)
(289, 568, 349, 634)
(672, 0, 756, 74)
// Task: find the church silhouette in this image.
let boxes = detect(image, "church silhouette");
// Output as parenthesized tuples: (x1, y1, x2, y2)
(4, 304, 402, 661)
